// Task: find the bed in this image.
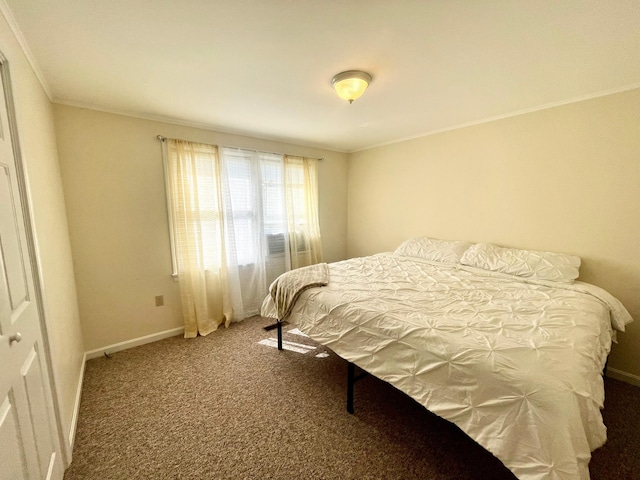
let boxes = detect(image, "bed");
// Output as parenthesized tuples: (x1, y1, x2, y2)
(261, 237, 633, 480)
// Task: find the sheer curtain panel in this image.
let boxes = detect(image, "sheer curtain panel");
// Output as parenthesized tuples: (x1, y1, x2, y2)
(220, 148, 283, 318)
(284, 156, 323, 268)
(165, 139, 232, 337)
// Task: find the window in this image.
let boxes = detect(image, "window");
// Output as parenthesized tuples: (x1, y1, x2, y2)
(163, 138, 323, 324)
(221, 148, 288, 267)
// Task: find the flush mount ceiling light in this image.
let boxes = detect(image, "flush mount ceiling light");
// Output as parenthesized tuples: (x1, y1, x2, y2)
(331, 70, 372, 104)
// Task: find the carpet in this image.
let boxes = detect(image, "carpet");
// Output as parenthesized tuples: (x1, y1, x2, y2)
(64, 316, 639, 479)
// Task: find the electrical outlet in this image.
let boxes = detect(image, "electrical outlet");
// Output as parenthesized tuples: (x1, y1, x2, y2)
(155, 295, 164, 307)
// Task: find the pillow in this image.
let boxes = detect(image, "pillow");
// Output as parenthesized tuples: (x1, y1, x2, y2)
(394, 236, 472, 264)
(459, 243, 581, 283)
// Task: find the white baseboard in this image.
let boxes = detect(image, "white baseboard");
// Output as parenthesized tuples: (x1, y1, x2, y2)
(84, 327, 185, 360)
(68, 352, 86, 449)
(606, 367, 640, 387)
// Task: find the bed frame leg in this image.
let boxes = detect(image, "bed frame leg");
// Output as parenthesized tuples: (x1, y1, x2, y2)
(346, 362, 369, 414)
(277, 320, 283, 351)
(347, 362, 355, 414)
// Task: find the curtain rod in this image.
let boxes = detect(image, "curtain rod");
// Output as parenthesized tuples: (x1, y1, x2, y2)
(156, 135, 324, 162)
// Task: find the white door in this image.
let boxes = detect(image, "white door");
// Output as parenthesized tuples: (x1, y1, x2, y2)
(0, 58, 64, 479)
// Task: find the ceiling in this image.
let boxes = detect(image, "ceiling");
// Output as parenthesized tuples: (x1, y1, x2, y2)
(4, 0, 640, 152)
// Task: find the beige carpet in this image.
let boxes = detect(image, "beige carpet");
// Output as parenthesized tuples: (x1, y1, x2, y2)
(65, 316, 639, 479)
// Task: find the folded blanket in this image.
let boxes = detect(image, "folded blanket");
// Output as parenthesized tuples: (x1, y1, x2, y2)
(270, 263, 329, 320)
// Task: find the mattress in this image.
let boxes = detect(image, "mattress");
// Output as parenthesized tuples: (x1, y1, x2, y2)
(261, 252, 633, 480)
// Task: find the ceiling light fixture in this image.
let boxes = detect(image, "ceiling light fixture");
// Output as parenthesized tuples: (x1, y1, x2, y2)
(331, 70, 372, 104)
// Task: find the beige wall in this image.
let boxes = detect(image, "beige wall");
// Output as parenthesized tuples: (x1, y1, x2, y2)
(53, 105, 348, 351)
(0, 11, 84, 451)
(348, 88, 640, 381)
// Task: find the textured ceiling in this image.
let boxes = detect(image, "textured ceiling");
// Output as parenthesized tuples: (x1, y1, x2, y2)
(4, 0, 640, 152)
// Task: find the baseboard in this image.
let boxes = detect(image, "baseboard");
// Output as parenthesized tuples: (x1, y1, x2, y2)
(84, 327, 185, 360)
(68, 352, 86, 450)
(606, 367, 640, 387)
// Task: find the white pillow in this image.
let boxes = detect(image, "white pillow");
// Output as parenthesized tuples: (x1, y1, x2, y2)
(394, 237, 472, 264)
(460, 243, 581, 283)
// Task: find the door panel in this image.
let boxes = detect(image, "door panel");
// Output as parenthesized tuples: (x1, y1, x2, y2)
(0, 163, 28, 312)
(0, 393, 30, 479)
(21, 345, 55, 477)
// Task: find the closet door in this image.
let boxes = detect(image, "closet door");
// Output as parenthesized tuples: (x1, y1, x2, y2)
(0, 57, 64, 480)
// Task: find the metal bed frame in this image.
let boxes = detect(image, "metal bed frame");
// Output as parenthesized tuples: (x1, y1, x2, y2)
(276, 319, 368, 414)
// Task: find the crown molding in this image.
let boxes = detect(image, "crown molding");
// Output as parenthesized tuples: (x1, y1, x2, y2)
(0, 0, 52, 100)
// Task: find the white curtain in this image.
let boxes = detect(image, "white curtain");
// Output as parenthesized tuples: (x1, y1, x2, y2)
(220, 148, 282, 318)
(164, 140, 232, 337)
(164, 141, 322, 336)
(284, 155, 323, 268)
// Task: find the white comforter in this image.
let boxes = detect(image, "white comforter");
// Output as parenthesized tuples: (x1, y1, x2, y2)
(262, 253, 633, 480)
